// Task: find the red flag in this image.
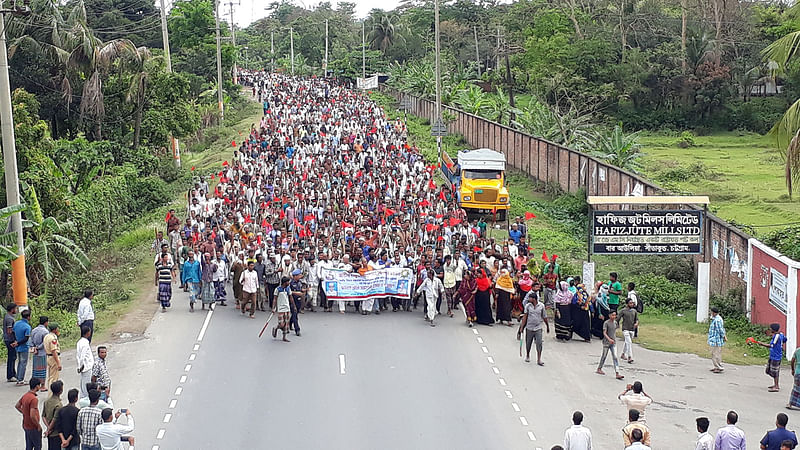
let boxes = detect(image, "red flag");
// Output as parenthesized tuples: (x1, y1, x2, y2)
(525, 212, 536, 220)
(471, 228, 479, 235)
(261, 219, 268, 228)
(425, 223, 438, 232)
(302, 172, 308, 181)
(435, 214, 443, 219)
(341, 221, 354, 228)
(191, 166, 195, 171)
(428, 179, 436, 190)
(273, 198, 282, 204)
(449, 218, 461, 227)
(222, 161, 229, 166)
(293, 218, 301, 228)
(439, 191, 446, 201)
(419, 199, 430, 207)
(164, 211, 171, 223)
(473, 246, 482, 252)
(437, 235, 444, 241)
(384, 208, 395, 216)
(218, 170, 224, 177)
(257, 235, 262, 245)
(210, 174, 215, 180)
(343, 198, 349, 208)
(542, 251, 549, 262)
(279, 210, 285, 220)
(244, 215, 252, 224)
(552, 254, 558, 260)
(304, 214, 315, 222)
(231, 140, 236, 147)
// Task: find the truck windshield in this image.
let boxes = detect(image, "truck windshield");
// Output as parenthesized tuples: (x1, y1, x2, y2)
(462, 169, 502, 180)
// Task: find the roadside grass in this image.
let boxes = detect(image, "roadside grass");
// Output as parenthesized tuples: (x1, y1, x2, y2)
(639, 131, 799, 229)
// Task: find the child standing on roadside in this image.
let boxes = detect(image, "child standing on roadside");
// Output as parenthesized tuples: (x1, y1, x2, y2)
(756, 323, 787, 392)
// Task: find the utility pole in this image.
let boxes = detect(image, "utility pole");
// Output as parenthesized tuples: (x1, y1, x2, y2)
(473, 25, 481, 77)
(495, 27, 500, 72)
(289, 26, 294, 74)
(323, 19, 328, 77)
(227, 1, 238, 83)
(434, 0, 442, 164)
(0, 2, 31, 308)
(214, 0, 224, 123)
(361, 21, 366, 79)
(270, 31, 274, 73)
(159, 0, 180, 168)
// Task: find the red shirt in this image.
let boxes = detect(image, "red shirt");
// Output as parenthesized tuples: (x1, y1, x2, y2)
(17, 391, 39, 430)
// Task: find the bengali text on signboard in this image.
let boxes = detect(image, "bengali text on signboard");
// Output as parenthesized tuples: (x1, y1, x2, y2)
(591, 210, 703, 255)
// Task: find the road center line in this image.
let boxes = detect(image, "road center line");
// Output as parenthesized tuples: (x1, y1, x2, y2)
(481, 346, 489, 353)
(511, 402, 520, 412)
(179, 375, 187, 383)
(492, 367, 500, 374)
(193, 343, 200, 351)
(184, 364, 192, 372)
(476, 337, 484, 344)
(504, 390, 513, 398)
(163, 413, 172, 423)
(197, 309, 214, 341)
(174, 387, 182, 396)
(487, 356, 494, 364)
(498, 378, 507, 386)
(519, 416, 529, 426)
(528, 431, 537, 441)
(151, 446, 159, 450)
(472, 328, 479, 335)
(189, 353, 196, 361)
(169, 399, 177, 409)
(338, 354, 346, 374)
(156, 429, 165, 439)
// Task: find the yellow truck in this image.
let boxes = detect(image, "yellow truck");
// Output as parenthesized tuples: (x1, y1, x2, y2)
(442, 148, 510, 220)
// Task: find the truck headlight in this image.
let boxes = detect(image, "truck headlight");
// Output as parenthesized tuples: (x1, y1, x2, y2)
(463, 196, 471, 201)
(499, 197, 508, 203)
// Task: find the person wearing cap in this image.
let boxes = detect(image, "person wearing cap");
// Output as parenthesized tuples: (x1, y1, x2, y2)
(43, 322, 61, 391)
(708, 306, 727, 373)
(755, 323, 787, 392)
(289, 269, 306, 335)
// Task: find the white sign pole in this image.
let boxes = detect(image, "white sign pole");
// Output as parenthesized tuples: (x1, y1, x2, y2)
(696, 262, 710, 323)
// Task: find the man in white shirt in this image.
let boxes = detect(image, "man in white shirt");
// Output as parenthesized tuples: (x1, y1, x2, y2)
(76, 290, 95, 343)
(619, 382, 653, 422)
(239, 261, 260, 318)
(695, 417, 713, 450)
(96, 408, 135, 450)
(714, 411, 746, 450)
(564, 411, 592, 450)
(76, 325, 94, 399)
(415, 269, 445, 327)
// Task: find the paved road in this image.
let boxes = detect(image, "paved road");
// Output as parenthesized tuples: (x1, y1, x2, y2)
(2, 283, 800, 449)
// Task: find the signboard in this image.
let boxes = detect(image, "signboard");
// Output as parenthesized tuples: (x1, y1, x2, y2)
(431, 118, 448, 137)
(356, 75, 379, 90)
(320, 267, 414, 300)
(770, 267, 788, 313)
(591, 210, 703, 255)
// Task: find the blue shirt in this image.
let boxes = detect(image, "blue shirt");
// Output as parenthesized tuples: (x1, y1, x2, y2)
(760, 427, 797, 450)
(770, 332, 787, 361)
(509, 229, 521, 244)
(181, 260, 202, 284)
(708, 315, 726, 347)
(13, 319, 31, 353)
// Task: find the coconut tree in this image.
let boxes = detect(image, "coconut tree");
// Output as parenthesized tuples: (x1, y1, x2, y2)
(368, 12, 404, 55)
(762, 7, 800, 199)
(125, 46, 158, 149)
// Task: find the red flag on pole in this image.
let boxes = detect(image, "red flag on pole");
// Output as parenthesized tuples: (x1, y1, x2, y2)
(384, 208, 395, 216)
(473, 246, 482, 252)
(304, 214, 315, 222)
(244, 215, 252, 224)
(261, 219, 268, 228)
(419, 199, 430, 207)
(231, 140, 236, 147)
(449, 218, 461, 227)
(222, 161, 229, 166)
(542, 251, 549, 262)
(164, 211, 171, 223)
(191, 166, 195, 171)
(341, 221, 354, 228)
(438, 191, 446, 201)
(437, 235, 444, 241)
(525, 211, 536, 220)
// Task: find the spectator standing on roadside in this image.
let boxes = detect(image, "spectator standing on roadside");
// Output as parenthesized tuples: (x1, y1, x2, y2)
(16, 377, 43, 449)
(13, 308, 32, 386)
(42, 380, 64, 450)
(597, 310, 624, 379)
(760, 413, 798, 450)
(695, 417, 713, 450)
(708, 307, 727, 373)
(622, 409, 651, 447)
(77, 290, 95, 343)
(31, 316, 49, 390)
(92, 346, 112, 400)
(619, 382, 653, 422)
(76, 325, 94, 399)
(715, 410, 746, 450)
(5, 303, 19, 382)
(564, 411, 592, 450)
(53, 388, 81, 450)
(43, 323, 61, 391)
(756, 323, 787, 392)
(618, 298, 638, 364)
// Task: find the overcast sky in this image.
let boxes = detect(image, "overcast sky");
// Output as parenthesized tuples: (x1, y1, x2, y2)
(229, 0, 404, 28)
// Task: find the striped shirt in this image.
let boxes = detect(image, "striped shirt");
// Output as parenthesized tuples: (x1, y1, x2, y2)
(156, 264, 173, 284)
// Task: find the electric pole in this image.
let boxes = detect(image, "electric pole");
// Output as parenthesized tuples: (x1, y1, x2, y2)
(0, 2, 31, 308)
(434, 0, 442, 164)
(227, 1, 238, 83)
(362, 21, 366, 79)
(323, 19, 328, 77)
(159, 0, 180, 168)
(270, 31, 274, 73)
(495, 27, 500, 72)
(289, 26, 294, 74)
(214, 0, 224, 123)
(473, 25, 481, 77)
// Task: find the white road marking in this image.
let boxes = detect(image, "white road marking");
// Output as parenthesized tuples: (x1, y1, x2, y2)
(504, 390, 513, 398)
(169, 399, 177, 409)
(512, 402, 520, 412)
(472, 328, 479, 335)
(174, 387, 183, 396)
(184, 364, 192, 372)
(156, 429, 165, 439)
(163, 413, 172, 423)
(152, 446, 160, 450)
(492, 367, 500, 374)
(179, 375, 187, 383)
(476, 337, 484, 344)
(197, 309, 213, 341)
(481, 346, 489, 353)
(498, 378, 507, 386)
(339, 354, 346, 375)
(193, 343, 200, 351)
(528, 431, 538, 441)
(519, 416, 529, 426)
(487, 356, 494, 364)
(189, 353, 196, 361)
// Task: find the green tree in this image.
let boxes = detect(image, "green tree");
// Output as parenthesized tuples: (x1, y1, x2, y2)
(368, 12, 404, 55)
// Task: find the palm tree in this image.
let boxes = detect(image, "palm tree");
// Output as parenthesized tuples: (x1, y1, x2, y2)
(125, 46, 158, 149)
(762, 5, 800, 198)
(594, 124, 643, 172)
(21, 184, 90, 295)
(368, 12, 404, 54)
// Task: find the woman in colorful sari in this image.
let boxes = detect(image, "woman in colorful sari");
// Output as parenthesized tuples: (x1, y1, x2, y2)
(591, 281, 610, 338)
(458, 270, 478, 327)
(494, 269, 515, 326)
(475, 268, 494, 326)
(571, 278, 592, 342)
(554, 280, 573, 341)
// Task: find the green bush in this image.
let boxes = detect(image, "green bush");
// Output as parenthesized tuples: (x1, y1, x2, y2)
(762, 225, 800, 261)
(721, 97, 789, 134)
(675, 131, 695, 148)
(629, 273, 696, 312)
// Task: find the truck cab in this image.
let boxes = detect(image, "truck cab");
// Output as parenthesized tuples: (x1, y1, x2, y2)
(441, 148, 510, 220)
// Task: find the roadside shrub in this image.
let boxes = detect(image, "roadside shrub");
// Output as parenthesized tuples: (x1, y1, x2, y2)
(629, 273, 695, 312)
(675, 131, 695, 148)
(762, 225, 800, 261)
(721, 97, 788, 134)
(128, 176, 170, 214)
